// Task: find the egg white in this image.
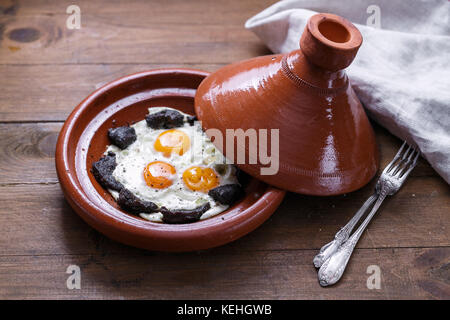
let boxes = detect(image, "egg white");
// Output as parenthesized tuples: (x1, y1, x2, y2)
(106, 107, 238, 222)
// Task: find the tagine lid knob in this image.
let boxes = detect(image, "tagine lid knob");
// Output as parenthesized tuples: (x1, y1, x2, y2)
(300, 13, 363, 71)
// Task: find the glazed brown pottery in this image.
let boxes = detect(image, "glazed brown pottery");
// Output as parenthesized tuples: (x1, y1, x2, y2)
(55, 69, 285, 252)
(195, 13, 379, 195)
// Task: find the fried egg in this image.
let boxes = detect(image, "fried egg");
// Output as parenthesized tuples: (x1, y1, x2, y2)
(106, 107, 238, 222)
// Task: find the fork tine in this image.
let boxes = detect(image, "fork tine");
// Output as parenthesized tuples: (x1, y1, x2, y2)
(384, 158, 399, 174)
(393, 146, 415, 176)
(385, 141, 410, 174)
(397, 148, 420, 179)
(395, 141, 407, 158)
(384, 141, 407, 173)
(398, 152, 420, 180)
(406, 147, 417, 162)
(412, 150, 420, 166)
(402, 145, 413, 160)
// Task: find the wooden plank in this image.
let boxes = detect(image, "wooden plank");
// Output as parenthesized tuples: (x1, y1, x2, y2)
(0, 175, 448, 256)
(0, 0, 273, 65)
(6, 64, 447, 128)
(0, 247, 448, 299)
(1, 0, 276, 25)
(0, 64, 224, 122)
(0, 122, 439, 185)
(0, 123, 61, 184)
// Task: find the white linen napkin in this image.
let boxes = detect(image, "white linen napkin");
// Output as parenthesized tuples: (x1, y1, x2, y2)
(245, 0, 450, 184)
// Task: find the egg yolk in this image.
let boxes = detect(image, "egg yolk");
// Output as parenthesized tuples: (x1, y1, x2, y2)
(154, 129, 190, 157)
(143, 161, 176, 189)
(182, 166, 219, 192)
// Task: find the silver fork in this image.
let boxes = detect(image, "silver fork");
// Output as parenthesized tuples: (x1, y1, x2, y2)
(316, 141, 420, 287)
(313, 142, 418, 269)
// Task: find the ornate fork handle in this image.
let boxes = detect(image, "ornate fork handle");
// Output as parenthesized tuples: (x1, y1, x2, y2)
(313, 193, 378, 268)
(318, 191, 388, 286)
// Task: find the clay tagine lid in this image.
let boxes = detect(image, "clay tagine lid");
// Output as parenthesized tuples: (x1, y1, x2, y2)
(195, 13, 378, 195)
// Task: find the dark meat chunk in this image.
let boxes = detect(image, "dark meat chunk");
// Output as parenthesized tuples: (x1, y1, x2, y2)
(235, 167, 250, 187)
(160, 203, 211, 224)
(145, 109, 184, 129)
(117, 188, 158, 214)
(208, 184, 244, 205)
(107, 126, 136, 149)
(186, 115, 197, 126)
(91, 152, 124, 191)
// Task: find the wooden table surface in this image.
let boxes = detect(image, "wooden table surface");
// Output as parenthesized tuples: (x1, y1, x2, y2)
(0, 0, 449, 300)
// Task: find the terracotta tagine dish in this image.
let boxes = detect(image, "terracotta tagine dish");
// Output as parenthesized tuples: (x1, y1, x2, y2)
(195, 13, 379, 195)
(55, 69, 285, 252)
